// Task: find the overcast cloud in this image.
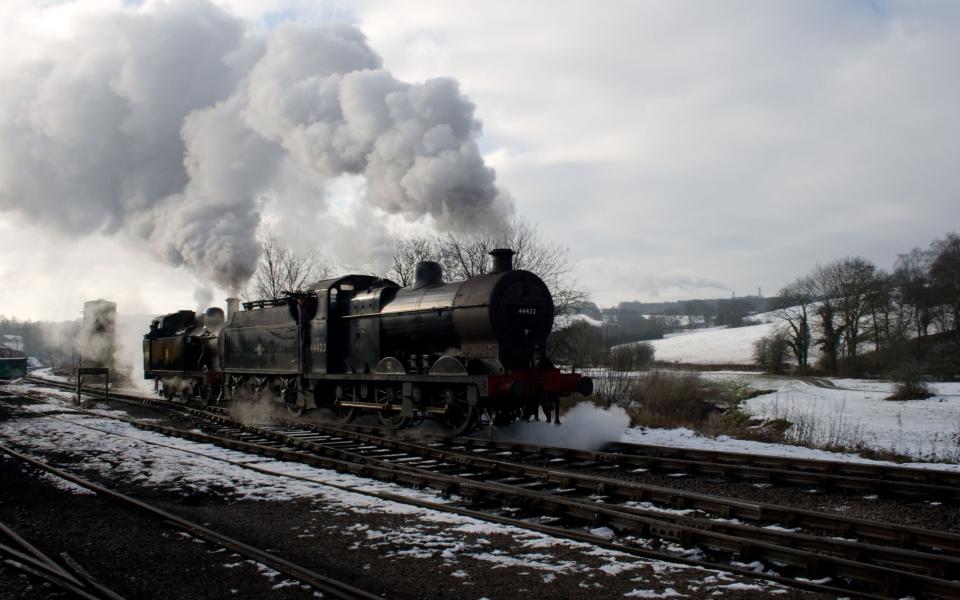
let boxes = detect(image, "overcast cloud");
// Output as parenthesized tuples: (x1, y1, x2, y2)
(1, 0, 959, 320)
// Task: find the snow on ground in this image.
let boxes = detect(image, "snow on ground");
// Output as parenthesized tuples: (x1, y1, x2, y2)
(555, 313, 604, 329)
(642, 324, 777, 365)
(24, 367, 69, 383)
(624, 373, 960, 464)
(738, 376, 960, 462)
(623, 306, 801, 365)
(623, 423, 960, 471)
(21, 365, 960, 468)
(607, 308, 960, 461)
(4, 381, 81, 403)
(0, 385, 767, 593)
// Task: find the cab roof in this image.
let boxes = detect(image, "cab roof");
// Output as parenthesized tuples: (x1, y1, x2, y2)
(306, 274, 397, 293)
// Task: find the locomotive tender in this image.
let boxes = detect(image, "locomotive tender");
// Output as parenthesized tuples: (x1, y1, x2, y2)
(144, 249, 592, 434)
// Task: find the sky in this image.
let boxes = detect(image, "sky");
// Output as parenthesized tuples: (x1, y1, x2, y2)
(1, 0, 959, 321)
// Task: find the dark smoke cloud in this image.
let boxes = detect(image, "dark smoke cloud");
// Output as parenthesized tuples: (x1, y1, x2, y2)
(0, 1, 511, 291)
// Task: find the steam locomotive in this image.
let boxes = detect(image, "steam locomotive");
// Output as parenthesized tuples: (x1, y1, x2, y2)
(143, 249, 592, 434)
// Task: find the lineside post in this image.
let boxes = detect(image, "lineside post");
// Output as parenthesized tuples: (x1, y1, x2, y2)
(76, 367, 109, 408)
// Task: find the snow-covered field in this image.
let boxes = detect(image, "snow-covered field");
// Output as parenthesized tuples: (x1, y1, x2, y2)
(605, 310, 960, 461)
(616, 370, 960, 463)
(612, 309, 785, 365)
(736, 375, 960, 461)
(645, 324, 777, 365)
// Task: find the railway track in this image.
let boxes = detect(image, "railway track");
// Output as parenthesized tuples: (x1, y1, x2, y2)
(604, 440, 960, 498)
(329, 422, 960, 502)
(0, 518, 123, 600)
(0, 435, 380, 600)
(26, 375, 960, 501)
(8, 378, 960, 598)
(25, 375, 960, 503)
(3, 387, 855, 598)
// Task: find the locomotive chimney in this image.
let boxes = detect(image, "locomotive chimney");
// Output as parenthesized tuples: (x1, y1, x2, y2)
(413, 261, 443, 288)
(490, 248, 515, 273)
(225, 297, 240, 321)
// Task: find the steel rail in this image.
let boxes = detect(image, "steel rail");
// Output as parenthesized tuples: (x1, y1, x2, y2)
(29, 409, 878, 600)
(0, 542, 103, 600)
(606, 440, 960, 492)
(12, 410, 893, 598)
(18, 378, 960, 554)
(9, 391, 953, 600)
(265, 415, 960, 556)
(0, 520, 84, 587)
(1, 515, 126, 600)
(0, 441, 380, 600)
(15, 378, 960, 597)
(100, 410, 960, 598)
(327, 421, 960, 502)
(25, 374, 960, 500)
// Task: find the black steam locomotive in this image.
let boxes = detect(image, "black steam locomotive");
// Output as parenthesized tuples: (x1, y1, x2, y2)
(143, 249, 592, 434)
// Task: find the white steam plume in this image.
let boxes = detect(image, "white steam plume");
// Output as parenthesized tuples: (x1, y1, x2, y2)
(0, 1, 512, 291)
(193, 287, 214, 313)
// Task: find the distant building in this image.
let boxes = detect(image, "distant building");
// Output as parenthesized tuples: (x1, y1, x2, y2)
(0, 335, 24, 358)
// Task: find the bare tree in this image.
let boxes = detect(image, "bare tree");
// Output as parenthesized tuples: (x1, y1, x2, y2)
(387, 234, 438, 286)
(754, 332, 789, 374)
(833, 256, 878, 371)
(810, 263, 844, 374)
(892, 247, 934, 338)
(246, 226, 331, 301)
(547, 319, 607, 369)
(929, 232, 960, 334)
(500, 221, 588, 316)
(387, 220, 588, 315)
(803, 257, 880, 375)
(774, 276, 815, 373)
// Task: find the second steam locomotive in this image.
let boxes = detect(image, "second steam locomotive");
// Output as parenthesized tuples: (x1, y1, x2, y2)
(143, 249, 592, 434)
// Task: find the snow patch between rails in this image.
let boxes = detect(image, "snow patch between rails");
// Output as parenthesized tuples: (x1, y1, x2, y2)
(624, 588, 683, 598)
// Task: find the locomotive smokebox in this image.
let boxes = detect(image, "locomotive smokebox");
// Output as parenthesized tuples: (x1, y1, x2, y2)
(225, 297, 240, 321)
(414, 261, 443, 288)
(490, 248, 515, 273)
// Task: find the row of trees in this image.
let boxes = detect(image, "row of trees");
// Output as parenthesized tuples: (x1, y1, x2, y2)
(547, 319, 655, 371)
(386, 220, 587, 315)
(771, 233, 960, 377)
(248, 219, 587, 316)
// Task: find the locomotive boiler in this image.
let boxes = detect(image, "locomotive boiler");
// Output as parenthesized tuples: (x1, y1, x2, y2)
(144, 249, 592, 435)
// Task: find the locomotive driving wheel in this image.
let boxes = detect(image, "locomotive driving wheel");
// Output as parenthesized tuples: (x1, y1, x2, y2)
(328, 385, 355, 423)
(435, 385, 474, 436)
(376, 384, 410, 430)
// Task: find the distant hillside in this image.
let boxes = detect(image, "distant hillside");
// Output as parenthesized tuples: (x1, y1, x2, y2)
(620, 309, 787, 365)
(612, 295, 774, 316)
